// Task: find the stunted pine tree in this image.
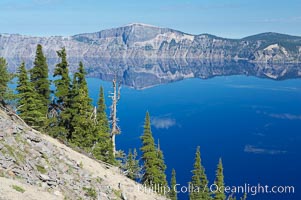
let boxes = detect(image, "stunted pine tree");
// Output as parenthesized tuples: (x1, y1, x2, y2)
(16, 62, 44, 127)
(189, 146, 211, 200)
(124, 148, 140, 180)
(0, 57, 14, 106)
(30, 44, 50, 119)
(214, 158, 226, 200)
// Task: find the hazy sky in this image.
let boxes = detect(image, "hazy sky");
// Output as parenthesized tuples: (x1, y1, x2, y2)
(1, 0, 301, 38)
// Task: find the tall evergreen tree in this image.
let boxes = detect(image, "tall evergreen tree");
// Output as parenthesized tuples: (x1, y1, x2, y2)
(170, 168, 178, 200)
(52, 47, 71, 138)
(16, 62, 44, 127)
(214, 158, 226, 200)
(93, 86, 115, 164)
(189, 146, 211, 200)
(0, 57, 14, 106)
(68, 62, 93, 145)
(30, 44, 50, 119)
(141, 112, 159, 186)
(140, 112, 167, 194)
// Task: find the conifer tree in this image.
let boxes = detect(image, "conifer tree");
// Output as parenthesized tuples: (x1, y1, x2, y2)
(16, 62, 44, 127)
(141, 112, 159, 186)
(157, 146, 168, 187)
(30, 44, 50, 119)
(170, 168, 178, 200)
(97, 86, 109, 132)
(140, 112, 167, 194)
(53, 47, 70, 106)
(0, 57, 14, 106)
(93, 86, 115, 164)
(68, 62, 93, 146)
(52, 47, 71, 138)
(124, 148, 140, 180)
(214, 158, 226, 200)
(189, 146, 211, 200)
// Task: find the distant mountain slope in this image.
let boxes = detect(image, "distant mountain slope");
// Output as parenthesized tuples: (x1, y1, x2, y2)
(1, 23, 301, 63)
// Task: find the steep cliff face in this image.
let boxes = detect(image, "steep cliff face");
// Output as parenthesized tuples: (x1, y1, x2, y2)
(1, 23, 301, 63)
(0, 108, 168, 200)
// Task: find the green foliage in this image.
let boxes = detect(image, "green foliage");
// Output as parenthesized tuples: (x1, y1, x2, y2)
(2, 143, 25, 165)
(241, 193, 247, 200)
(0, 57, 14, 106)
(79, 161, 83, 169)
(12, 185, 25, 193)
(113, 189, 122, 199)
(124, 148, 140, 180)
(0, 170, 5, 177)
(83, 187, 97, 199)
(67, 62, 93, 146)
(169, 168, 178, 200)
(189, 146, 211, 200)
(140, 112, 167, 194)
(156, 147, 168, 187)
(92, 86, 115, 164)
(243, 32, 301, 53)
(36, 165, 47, 174)
(30, 44, 50, 124)
(96, 86, 109, 133)
(16, 62, 45, 128)
(228, 193, 247, 200)
(53, 47, 70, 105)
(50, 48, 71, 138)
(49, 51, 115, 165)
(95, 177, 103, 183)
(214, 158, 226, 200)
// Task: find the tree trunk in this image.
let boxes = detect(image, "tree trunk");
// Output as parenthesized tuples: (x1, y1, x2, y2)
(110, 78, 121, 157)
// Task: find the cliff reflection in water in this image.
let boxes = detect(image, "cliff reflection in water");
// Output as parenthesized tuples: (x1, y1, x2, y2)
(83, 59, 301, 89)
(7, 58, 301, 89)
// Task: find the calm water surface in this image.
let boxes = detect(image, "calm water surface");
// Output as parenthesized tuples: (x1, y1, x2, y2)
(86, 75, 301, 200)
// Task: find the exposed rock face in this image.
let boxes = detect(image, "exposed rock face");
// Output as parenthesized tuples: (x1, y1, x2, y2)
(1, 23, 301, 63)
(0, 109, 168, 200)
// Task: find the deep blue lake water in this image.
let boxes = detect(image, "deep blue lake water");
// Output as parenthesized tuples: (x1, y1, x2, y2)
(86, 75, 301, 200)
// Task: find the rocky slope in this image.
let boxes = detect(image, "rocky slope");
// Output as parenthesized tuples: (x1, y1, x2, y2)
(1, 23, 301, 63)
(0, 108, 168, 200)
